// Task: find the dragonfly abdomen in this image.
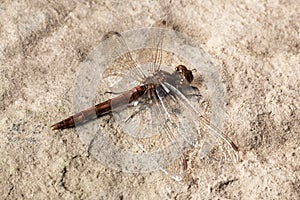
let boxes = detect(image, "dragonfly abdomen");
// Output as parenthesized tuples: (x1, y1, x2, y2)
(51, 85, 147, 131)
(51, 100, 111, 130)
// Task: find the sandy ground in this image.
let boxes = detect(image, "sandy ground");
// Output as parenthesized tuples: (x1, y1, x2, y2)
(1, 0, 299, 199)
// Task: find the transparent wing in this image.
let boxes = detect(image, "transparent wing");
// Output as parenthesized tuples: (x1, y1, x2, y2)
(163, 82, 239, 163)
(101, 31, 146, 92)
(148, 28, 164, 74)
(108, 79, 237, 180)
(112, 82, 201, 181)
(198, 117, 239, 163)
(155, 83, 200, 148)
(132, 88, 189, 181)
(101, 30, 167, 93)
(150, 83, 199, 181)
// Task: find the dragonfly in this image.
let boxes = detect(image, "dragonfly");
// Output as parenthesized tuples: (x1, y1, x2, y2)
(51, 29, 238, 181)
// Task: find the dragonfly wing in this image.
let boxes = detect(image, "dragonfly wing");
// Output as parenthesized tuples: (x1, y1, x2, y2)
(150, 83, 204, 180)
(100, 31, 147, 93)
(149, 86, 191, 181)
(101, 30, 167, 93)
(110, 85, 191, 181)
(163, 82, 239, 163)
(148, 28, 165, 74)
(126, 83, 202, 181)
(198, 116, 239, 163)
(135, 121, 187, 181)
(125, 88, 188, 181)
(103, 70, 140, 94)
(155, 83, 201, 147)
(112, 95, 164, 139)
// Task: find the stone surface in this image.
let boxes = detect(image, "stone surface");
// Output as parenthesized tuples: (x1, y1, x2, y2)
(0, 0, 299, 199)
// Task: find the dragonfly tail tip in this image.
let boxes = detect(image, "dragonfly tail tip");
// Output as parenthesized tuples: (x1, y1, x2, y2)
(50, 123, 60, 131)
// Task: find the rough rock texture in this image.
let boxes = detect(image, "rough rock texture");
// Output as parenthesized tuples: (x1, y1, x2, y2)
(0, 0, 299, 199)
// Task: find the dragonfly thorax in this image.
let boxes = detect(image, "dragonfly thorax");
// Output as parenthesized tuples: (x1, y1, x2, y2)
(143, 70, 170, 85)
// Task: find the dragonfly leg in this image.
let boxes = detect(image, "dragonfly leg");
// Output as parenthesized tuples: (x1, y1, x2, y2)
(184, 86, 202, 103)
(104, 91, 123, 95)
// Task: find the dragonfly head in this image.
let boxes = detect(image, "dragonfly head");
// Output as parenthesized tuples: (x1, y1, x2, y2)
(175, 65, 194, 83)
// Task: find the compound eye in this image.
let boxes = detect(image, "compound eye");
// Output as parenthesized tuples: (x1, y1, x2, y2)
(185, 70, 194, 83)
(175, 65, 187, 72)
(179, 65, 194, 83)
